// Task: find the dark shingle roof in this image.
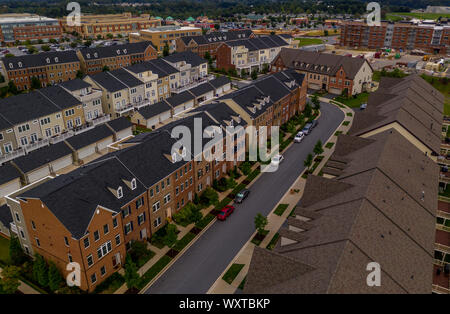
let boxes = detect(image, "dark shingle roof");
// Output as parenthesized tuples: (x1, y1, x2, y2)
(88, 72, 127, 92)
(165, 91, 195, 107)
(188, 82, 215, 97)
(126, 58, 178, 77)
(2, 51, 79, 70)
(65, 124, 114, 150)
(137, 101, 172, 119)
(181, 30, 253, 46)
(37, 85, 81, 110)
(59, 79, 92, 92)
(0, 204, 12, 228)
(106, 116, 132, 132)
(79, 41, 154, 60)
(11, 142, 72, 174)
(0, 163, 21, 185)
(208, 76, 231, 89)
(163, 51, 207, 67)
(107, 68, 144, 88)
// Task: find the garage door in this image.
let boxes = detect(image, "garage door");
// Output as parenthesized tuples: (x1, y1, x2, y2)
(0, 180, 21, 198)
(51, 155, 73, 172)
(116, 128, 132, 141)
(28, 166, 51, 183)
(205, 92, 214, 101)
(147, 117, 159, 129)
(97, 137, 113, 151)
(174, 105, 185, 115)
(329, 88, 342, 95)
(78, 144, 96, 159)
(160, 111, 171, 123)
(185, 100, 194, 110)
(215, 87, 223, 95)
(223, 84, 231, 92)
(308, 83, 320, 90)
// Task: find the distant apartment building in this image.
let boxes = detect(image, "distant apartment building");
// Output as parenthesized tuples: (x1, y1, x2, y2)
(290, 17, 309, 25)
(271, 48, 373, 96)
(129, 25, 202, 54)
(60, 13, 161, 39)
(339, 20, 450, 54)
(0, 13, 62, 45)
(216, 35, 292, 75)
(176, 30, 255, 58)
(76, 41, 158, 75)
(0, 51, 81, 91)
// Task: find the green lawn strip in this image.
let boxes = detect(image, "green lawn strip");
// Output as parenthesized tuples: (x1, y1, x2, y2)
(195, 213, 215, 229)
(346, 112, 353, 117)
(137, 255, 172, 290)
(222, 263, 245, 285)
(95, 272, 125, 294)
(173, 232, 196, 252)
(266, 233, 280, 250)
(295, 37, 324, 47)
(231, 183, 247, 195)
(250, 229, 269, 246)
(342, 121, 350, 126)
(246, 169, 261, 182)
(334, 131, 343, 136)
(334, 92, 369, 108)
(325, 142, 335, 149)
(135, 250, 156, 268)
(0, 236, 10, 264)
(274, 204, 289, 216)
(214, 197, 232, 210)
(238, 276, 247, 290)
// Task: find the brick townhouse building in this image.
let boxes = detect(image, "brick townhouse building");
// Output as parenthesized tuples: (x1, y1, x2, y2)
(77, 41, 158, 75)
(176, 29, 255, 58)
(339, 20, 450, 55)
(0, 51, 80, 91)
(271, 48, 373, 97)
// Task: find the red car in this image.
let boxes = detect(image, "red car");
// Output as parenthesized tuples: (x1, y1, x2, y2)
(217, 205, 235, 221)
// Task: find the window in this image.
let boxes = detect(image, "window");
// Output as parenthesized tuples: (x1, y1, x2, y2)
(152, 201, 160, 212)
(100, 266, 106, 276)
(117, 186, 123, 199)
(115, 234, 121, 246)
(113, 217, 118, 228)
(87, 254, 93, 267)
(35, 237, 41, 247)
(153, 217, 162, 228)
(97, 241, 112, 259)
(138, 213, 146, 225)
(124, 222, 133, 235)
(91, 273, 97, 284)
(164, 193, 171, 204)
(122, 206, 131, 218)
(103, 224, 109, 235)
(155, 185, 160, 194)
(68, 254, 73, 263)
(136, 197, 144, 209)
(31, 220, 36, 230)
(131, 178, 137, 190)
(94, 230, 100, 241)
(64, 236, 69, 246)
(83, 237, 90, 249)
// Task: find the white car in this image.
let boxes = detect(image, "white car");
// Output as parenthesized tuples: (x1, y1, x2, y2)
(294, 131, 305, 143)
(271, 154, 284, 166)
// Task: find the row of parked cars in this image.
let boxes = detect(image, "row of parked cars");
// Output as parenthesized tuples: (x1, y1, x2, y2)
(294, 119, 318, 143)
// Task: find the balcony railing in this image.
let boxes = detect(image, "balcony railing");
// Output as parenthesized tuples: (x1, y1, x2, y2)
(49, 130, 74, 144)
(24, 138, 50, 153)
(73, 123, 95, 135)
(133, 99, 151, 110)
(116, 103, 135, 116)
(171, 75, 215, 94)
(79, 89, 102, 102)
(0, 147, 25, 164)
(91, 114, 111, 126)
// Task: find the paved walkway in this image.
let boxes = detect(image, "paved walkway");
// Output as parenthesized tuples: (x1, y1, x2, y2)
(207, 98, 354, 293)
(0, 266, 40, 294)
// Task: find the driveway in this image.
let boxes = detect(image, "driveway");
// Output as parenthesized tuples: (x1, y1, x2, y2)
(145, 101, 344, 294)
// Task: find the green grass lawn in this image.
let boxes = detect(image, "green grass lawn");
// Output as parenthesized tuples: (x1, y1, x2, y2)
(195, 213, 215, 229)
(325, 142, 335, 149)
(137, 255, 172, 290)
(266, 233, 280, 250)
(334, 92, 369, 108)
(0, 236, 10, 265)
(295, 37, 323, 47)
(173, 232, 196, 252)
(274, 204, 289, 216)
(386, 12, 450, 21)
(222, 263, 245, 284)
(342, 121, 350, 126)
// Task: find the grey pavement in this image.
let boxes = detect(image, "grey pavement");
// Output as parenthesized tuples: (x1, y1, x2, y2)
(145, 101, 344, 294)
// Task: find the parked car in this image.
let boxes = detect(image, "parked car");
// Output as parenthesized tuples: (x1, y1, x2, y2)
(360, 103, 367, 110)
(302, 123, 313, 135)
(294, 131, 305, 143)
(234, 189, 250, 204)
(217, 205, 235, 221)
(271, 154, 284, 166)
(311, 119, 318, 129)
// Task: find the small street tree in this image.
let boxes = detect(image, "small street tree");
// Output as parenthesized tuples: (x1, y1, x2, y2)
(303, 102, 312, 118)
(311, 94, 320, 108)
(102, 65, 110, 72)
(163, 224, 178, 248)
(48, 262, 63, 292)
(76, 70, 84, 79)
(9, 236, 27, 265)
(251, 69, 258, 80)
(304, 153, 313, 171)
(313, 140, 324, 156)
(254, 213, 268, 235)
(8, 80, 19, 95)
(124, 255, 140, 289)
(0, 266, 21, 294)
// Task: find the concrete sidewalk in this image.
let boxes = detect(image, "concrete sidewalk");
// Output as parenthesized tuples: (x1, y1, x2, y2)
(207, 98, 354, 294)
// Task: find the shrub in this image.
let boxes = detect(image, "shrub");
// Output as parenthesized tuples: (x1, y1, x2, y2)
(124, 255, 139, 289)
(163, 224, 178, 248)
(239, 162, 252, 175)
(200, 187, 219, 206)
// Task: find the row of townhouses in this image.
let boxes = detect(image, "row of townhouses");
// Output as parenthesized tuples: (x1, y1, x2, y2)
(271, 48, 374, 96)
(216, 35, 295, 74)
(244, 74, 444, 294)
(0, 69, 307, 292)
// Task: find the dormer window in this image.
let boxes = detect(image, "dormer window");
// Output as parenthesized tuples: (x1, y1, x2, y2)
(18, 62, 22, 68)
(94, 53, 98, 58)
(123, 49, 127, 54)
(86, 54, 90, 58)
(131, 178, 137, 190)
(117, 186, 123, 199)
(46, 58, 50, 63)
(9, 63, 13, 68)
(117, 50, 121, 55)
(54, 57, 58, 62)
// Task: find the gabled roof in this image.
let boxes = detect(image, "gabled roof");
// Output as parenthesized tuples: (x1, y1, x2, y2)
(79, 41, 154, 60)
(163, 51, 207, 67)
(1, 50, 79, 70)
(137, 101, 172, 119)
(165, 90, 195, 107)
(106, 116, 132, 132)
(59, 79, 92, 92)
(208, 76, 231, 89)
(180, 30, 253, 46)
(37, 85, 81, 110)
(11, 142, 72, 174)
(0, 163, 21, 185)
(88, 72, 127, 93)
(65, 124, 114, 150)
(188, 82, 215, 97)
(107, 68, 144, 88)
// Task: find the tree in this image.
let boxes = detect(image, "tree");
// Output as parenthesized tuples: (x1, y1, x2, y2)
(8, 80, 19, 95)
(85, 39, 92, 47)
(204, 51, 211, 62)
(31, 76, 41, 90)
(313, 140, 324, 156)
(124, 255, 140, 289)
(47, 262, 63, 292)
(303, 102, 312, 118)
(106, 33, 113, 39)
(324, 29, 329, 36)
(70, 42, 77, 48)
(0, 266, 20, 294)
(163, 224, 178, 248)
(261, 63, 269, 74)
(9, 236, 27, 265)
(311, 94, 320, 108)
(251, 69, 258, 80)
(28, 46, 38, 54)
(76, 70, 84, 79)
(163, 43, 170, 57)
(200, 187, 219, 206)
(254, 213, 268, 235)
(214, 24, 220, 30)
(102, 65, 110, 72)
(96, 35, 103, 40)
(4, 53, 14, 58)
(304, 153, 313, 170)
(41, 45, 50, 52)
(33, 254, 48, 288)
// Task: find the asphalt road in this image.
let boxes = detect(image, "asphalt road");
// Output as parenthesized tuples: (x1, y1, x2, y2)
(145, 101, 344, 294)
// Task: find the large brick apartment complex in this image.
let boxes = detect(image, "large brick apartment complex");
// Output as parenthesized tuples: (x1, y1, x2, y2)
(272, 48, 373, 96)
(0, 13, 62, 45)
(244, 75, 444, 294)
(339, 20, 450, 54)
(2, 69, 307, 291)
(60, 13, 161, 39)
